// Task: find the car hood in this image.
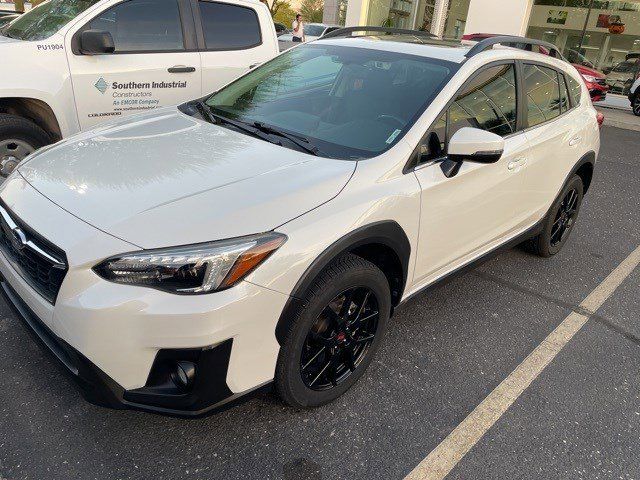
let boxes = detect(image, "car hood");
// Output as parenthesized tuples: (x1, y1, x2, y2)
(18, 108, 356, 249)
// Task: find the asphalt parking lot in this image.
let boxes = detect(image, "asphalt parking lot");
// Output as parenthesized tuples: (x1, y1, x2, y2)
(1, 126, 639, 480)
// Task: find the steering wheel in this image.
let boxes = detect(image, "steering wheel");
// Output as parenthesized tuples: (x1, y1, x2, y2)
(376, 114, 405, 128)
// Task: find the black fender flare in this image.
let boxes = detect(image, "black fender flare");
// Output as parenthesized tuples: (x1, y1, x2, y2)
(274, 221, 411, 345)
(570, 150, 596, 194)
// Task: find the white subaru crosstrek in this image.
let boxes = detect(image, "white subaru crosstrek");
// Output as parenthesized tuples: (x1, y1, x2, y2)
(0, 31, 600, 415)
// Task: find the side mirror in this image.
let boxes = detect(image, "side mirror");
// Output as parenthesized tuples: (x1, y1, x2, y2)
(80, 30, 115, 55)
(441, 127, 504, 178)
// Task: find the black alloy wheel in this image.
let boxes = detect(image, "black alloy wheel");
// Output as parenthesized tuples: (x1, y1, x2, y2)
(300, 286, 380, 391)
(550, 188, 579, 247)
(523, 174, 584, 258)
(275, 254, 391, 408)
(633, 94, 640, 117)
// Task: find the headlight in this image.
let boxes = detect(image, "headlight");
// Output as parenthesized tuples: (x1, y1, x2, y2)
(582, 74, 598, 83)
(94, 232, 286, 294)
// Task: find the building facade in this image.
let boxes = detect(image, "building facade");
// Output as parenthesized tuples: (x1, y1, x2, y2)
(328, 0, 640, 92)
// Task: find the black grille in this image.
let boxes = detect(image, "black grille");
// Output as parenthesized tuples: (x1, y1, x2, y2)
(595, 78, 607, 86)
(0, 203, 67, 304)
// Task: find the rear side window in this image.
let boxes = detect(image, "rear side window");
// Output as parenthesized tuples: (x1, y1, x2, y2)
(199, 1, 261, 50)
(566, 75, 582, 107)
(448, 63, 518, 138)
(524, 64, 561, 128)
(86, 0, 184, 53)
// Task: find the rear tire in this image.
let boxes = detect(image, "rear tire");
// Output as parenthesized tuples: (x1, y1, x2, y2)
(0, 114, 51, 178)
(275, 254, 391, 408)
(523, 175, 584, 258)
(632, 93, 640, 117)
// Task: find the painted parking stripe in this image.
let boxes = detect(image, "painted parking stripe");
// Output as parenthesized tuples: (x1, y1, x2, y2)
(405, 245, 640, 480)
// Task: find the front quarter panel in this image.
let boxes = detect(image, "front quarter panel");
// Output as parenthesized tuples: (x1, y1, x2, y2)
(0, 34, 79, 136)
(246, 140, 422, 301)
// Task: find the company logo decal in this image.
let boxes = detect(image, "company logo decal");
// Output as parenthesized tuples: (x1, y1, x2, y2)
(94, 77, 108, 94)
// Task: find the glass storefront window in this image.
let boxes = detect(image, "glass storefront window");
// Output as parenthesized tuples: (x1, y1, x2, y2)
(527, 0, 640, 95)
(442, 0, 471, 39)
(364, 0, 470, 37)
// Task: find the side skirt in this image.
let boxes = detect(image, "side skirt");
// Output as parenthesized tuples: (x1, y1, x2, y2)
(398, 219, 544, 308)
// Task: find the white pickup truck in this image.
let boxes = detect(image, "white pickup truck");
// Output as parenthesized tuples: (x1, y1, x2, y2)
(0, 0, 279, 177)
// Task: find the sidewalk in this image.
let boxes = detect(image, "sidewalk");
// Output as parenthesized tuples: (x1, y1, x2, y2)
(592, 93, 640, 132)
(594, 93, 632, 112)
(596, 106, 640, 132)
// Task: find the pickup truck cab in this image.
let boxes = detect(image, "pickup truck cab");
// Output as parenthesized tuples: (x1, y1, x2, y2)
(0, 0, 279, 177)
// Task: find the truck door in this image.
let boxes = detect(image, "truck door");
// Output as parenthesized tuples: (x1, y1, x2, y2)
(193, 0, 279, 94)
(65, 0, 202, 131)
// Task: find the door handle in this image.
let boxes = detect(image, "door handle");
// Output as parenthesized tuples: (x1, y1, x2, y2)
(569, 136, 582, 146)
(508, 158, 526, 171)
(168, 65, 196, 73)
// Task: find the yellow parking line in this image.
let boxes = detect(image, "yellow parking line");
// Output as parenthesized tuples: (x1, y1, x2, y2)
(405, 245, 640, 480)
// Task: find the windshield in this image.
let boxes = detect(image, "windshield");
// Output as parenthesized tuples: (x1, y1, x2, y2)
(205, 44, 456, 159)
(1, 0, 99, 41)
(565, 49, 593, 68)
(612, 60, 638, 73)
(304, 24, 326, 37)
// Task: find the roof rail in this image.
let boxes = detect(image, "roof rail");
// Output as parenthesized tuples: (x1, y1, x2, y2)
(465, 35, 565, 60)
(321, 26, 436, 40)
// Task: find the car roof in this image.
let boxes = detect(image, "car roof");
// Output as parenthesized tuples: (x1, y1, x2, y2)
(313, 37, 473, 63)
(313, 35, 573, 68)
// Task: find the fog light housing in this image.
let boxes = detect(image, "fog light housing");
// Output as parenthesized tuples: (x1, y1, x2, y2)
(171, 361, 196, 390)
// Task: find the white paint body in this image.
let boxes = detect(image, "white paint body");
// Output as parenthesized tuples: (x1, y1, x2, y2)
(0, 0, 279, 136)
(0, 40, 600, 402)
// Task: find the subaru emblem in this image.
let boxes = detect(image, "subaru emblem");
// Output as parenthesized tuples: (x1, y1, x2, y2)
(10, 227, 27, 251)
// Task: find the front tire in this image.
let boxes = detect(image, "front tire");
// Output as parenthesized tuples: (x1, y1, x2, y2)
(0, 114, 51, 179)
(524, 175, 584, 258)
(275, 254, 391, 408)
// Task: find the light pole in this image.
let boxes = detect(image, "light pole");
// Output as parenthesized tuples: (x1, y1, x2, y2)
(577, 0, 595, 53)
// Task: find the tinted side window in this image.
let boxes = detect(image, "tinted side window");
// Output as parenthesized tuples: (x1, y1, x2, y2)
(199, 1, 261, 50)
(559, 73, 571, 112)
(524, 64, 561, 128)
(448, 64, 517, 139)
(566, 75, 582, 106)
(87, 0, 184, 53)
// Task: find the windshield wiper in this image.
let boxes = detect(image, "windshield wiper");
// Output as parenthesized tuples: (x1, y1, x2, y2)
(252, 122, 319, 156)
(196, 102, 319, 156)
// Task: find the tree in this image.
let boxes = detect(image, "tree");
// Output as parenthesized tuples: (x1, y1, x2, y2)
(299, 0, 324, 23)
(259, 0, 289, 17)
(273, 2, 296, 25)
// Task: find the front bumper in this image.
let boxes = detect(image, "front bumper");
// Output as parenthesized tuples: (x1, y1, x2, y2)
(0, 176, 289, 415)
(1, 276, 271, 416)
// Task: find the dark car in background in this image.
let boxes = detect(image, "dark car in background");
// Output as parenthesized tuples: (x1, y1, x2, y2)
(274, 22, 289, 36)
(604, 58, 640, 95)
